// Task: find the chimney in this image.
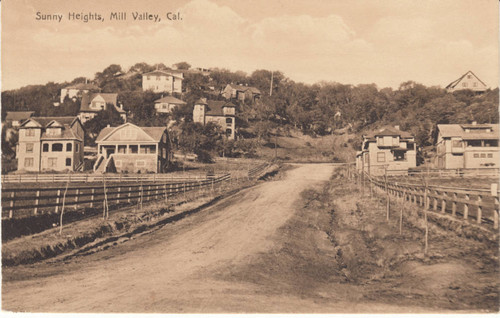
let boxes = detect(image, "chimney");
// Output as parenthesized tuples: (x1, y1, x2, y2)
(472, 121, 477, 125)
(394, 125, 400, 130)
(107, 124, 110, 128)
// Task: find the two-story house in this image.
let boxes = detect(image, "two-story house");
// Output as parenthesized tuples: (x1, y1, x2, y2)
(357, 126, 417, 175)
(222, 84, 261, 102)
(60, 82, 100, 103)
(16, 116, 84, 172)
(94, 123, 171, 173)
(78, 93, 127, 124)
(193, 98, 236, 140)
(445, 71, 488, 93)
(154, 96, 186, 114)
(435, 123, 499, 169)
(142, 70, 184, 93)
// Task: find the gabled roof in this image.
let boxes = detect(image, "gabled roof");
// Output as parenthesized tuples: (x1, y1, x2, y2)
(96, 123, 166, 143)
(19, 116, 82, 141)
(63, 82, 99, 90)
(80, 93, 125, 113)
(437, 123, 499, 140)
(154, 96, 186, 104)
(445, 71, 487, 90)
(142, 70, 184, 79)
(5, 111, 34, 122)
(365, 126, 413, 139)
(227, 84, 261, 94)
(195, 98, 236, 116)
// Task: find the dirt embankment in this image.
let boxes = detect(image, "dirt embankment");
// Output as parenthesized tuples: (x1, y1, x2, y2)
(2, 164, 498, 313)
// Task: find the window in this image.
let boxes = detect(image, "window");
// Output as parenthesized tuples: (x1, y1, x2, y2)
(467, 140, 481, 147)
(393, 150, 406, 161)
(48, 158, 57, 167)
(65, 158, 71, 167)
(25, 129, 35, 137)
(480, 153, 486, 158)
(43, 143, 49, 152)
(473, 153, 479, 158)
(24, 158, 34, 167)
(136, 160, 145, 167)
(462, 82, 468, 87)
(129, 145, 138, 154)
(452, 140, 463, 148)
(52, 143, 63, 152)
(76, 144, 79, 152)
(26, 143, 34, 153)
(473, 82, 478, 87)
(226, 129, 232, 136)
(226, 118, 233, 124)
(467, 75, 472, 79)
(46, 128, 61, 135)
(377, 152, 385, 162)
(487, 153, 493, 158)
(66, 143, 72, 152)
(118, 145, 127, 154)
(115, 160, 122, 167)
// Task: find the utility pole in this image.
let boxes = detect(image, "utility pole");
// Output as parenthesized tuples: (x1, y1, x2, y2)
(269, 71, 274, 96)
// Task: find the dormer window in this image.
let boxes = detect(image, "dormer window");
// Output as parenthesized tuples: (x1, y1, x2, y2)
(46, 128, 62, 135)
(25, 129, 35, 137)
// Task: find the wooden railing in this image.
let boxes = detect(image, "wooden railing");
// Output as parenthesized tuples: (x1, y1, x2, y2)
(1, 173, 215, 184)
(248, 162, 271, 179)
(1, 174, 231, 219)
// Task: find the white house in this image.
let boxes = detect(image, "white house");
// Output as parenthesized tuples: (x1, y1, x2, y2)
(193, 98, 236, 140)
(60, 82, 100, 103)
(445, 71, 488, 93)
(78, 93, 127, 124)
(154, 96, 186, 114)
(142, 70, 183, 93)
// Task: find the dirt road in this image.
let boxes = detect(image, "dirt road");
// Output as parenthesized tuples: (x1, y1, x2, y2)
(4, 164, 496, 313)
(3, 164, 339, 312)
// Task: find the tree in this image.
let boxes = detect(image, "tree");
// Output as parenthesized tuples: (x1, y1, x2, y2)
(173, 62, 191, 70)
(83, 106, 124, 145)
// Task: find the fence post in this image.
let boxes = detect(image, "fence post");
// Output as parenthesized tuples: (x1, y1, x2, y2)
(476, 194, 482, 224)
(55, 189, 61, 213)
(385, 169, 389, 221)
(74, 188, 79, 209)
(117, 187, 121, 204)
(34, 190, 40, 215)
(452, 193, 457, 217)
(90, 188, 95, 208)
(492, 184, 499, 230)
(128, 187, 132, 203)
(441, 192, 446, 214)
(463, 193, 469, 220)
(9, 192, 15, 219)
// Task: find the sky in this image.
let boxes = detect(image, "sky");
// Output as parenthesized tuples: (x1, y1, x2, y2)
(1, 0, 498, 91)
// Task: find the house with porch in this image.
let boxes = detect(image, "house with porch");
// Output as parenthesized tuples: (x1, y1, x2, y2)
(435, 123, 499, 169)
(78, 92, 127, 124)
(142, 70, 184, 93)
(94, 123, 171, 173)
(193, 98, 236, 139)
(445, 71, 488, 93)
(222, 84, 261, 102)
(16, 116, 84, 172)
(154, 96, 186, 114)
(60, 82, 100, 103)
(357, 126, 417, 175)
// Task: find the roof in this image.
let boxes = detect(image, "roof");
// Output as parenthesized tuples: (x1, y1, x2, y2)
(63, 83, 99, 90)
(19, 116, 82, 141)
(5, 111, 34, 122)
(365, 126, 413, 139)
(142, 70, 184, 79)
(96, 123, 166, 142)
(445, 71, 487, 90)
(227, 84, 261, 94)
(196, 99, 236, 116)
(80, 93, 125, 113)
(154, 96, 186, 104)
(437, 124, 499, 140)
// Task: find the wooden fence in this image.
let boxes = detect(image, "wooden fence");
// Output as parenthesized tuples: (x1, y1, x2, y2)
(343, 165, 499, 230)
(1, 173, 214, 184)
(248, 162, 271, 179)
(1, 174, 231, 219)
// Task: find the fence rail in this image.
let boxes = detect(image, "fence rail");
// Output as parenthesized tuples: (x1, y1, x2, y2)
(344, 164, 500, 230)
(1, 174, 231, 219)
(1, 173, 217, 184)
(248, 162, 271, 179)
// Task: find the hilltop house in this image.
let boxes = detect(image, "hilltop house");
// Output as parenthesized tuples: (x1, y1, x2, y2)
(94, 123, 171, 173)
(193, 98, 236, 139)
(78, 93, 127, 124)
(435, 123, 499, 169)
(154, 96, 186, 114)
(222, 84, 261, 102)
(142, 70, 183, 93)
(16, 116, 84, 172)
(60, 82, 100, 103)
(445, 71, 488, 93)
(5, 111, 34, 128)
(356, 126, 417, 175)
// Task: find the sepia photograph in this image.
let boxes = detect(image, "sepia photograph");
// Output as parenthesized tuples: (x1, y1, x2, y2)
(1, 0, 499, 314)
